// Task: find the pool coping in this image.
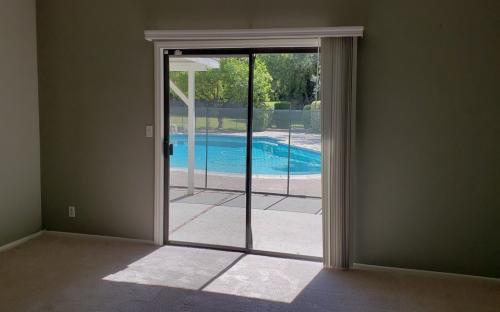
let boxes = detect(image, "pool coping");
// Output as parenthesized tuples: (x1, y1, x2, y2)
(170, 168, 321, 180)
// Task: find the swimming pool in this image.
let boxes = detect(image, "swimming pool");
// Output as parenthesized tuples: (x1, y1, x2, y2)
(169, 134, 321, 175)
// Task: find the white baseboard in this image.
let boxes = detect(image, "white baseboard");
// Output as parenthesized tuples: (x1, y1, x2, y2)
(353, 263, 499, 282)
(44, 230, 154, 245)
(0, 231, 44, 253)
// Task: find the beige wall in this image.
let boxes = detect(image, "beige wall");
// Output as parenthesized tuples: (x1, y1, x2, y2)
(0, 0, 41, 246)
(37, 0, 500, 277)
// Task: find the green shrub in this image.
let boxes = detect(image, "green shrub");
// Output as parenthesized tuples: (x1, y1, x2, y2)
(310, 101, 321, 133)
(302, 105, 311, 129)
(253, 102, 274, 131)
(273, 101, 291, 110)
(271, 101, 291, 129)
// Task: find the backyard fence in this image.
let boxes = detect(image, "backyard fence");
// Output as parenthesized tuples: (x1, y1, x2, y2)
(169, 101, 321, 133)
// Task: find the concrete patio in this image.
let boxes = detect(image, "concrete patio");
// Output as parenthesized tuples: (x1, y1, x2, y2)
(168, 188, 322, 257)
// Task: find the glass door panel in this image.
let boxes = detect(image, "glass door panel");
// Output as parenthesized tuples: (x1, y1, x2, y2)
(167, 54, 248, 248)
(250, 52, 323, 257)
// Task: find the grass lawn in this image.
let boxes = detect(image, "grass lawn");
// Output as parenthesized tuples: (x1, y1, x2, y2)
(170, 116, 247, 131)
(170, 116, 308, 132)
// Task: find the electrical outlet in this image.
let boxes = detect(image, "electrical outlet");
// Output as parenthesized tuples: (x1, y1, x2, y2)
(145, 125, 154, 138)
(68, 206, 76, 218)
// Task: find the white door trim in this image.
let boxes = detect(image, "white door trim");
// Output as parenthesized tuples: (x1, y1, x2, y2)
(153, 41, 165, 245)
(145, 27, 363, 42)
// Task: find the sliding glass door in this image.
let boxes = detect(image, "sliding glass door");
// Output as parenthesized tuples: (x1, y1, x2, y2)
(164, 49, 322, 258)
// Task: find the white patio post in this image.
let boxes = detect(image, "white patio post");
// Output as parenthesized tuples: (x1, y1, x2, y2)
(187, 70, 195, 195)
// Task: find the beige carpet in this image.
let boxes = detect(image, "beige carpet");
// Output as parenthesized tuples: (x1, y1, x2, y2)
(0, 233, 498, 312)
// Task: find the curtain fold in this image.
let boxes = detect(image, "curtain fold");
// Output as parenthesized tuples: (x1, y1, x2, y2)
(321, 37, 354, 269)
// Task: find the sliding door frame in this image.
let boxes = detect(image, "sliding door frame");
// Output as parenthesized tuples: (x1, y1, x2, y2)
(162, 47, 322, 261)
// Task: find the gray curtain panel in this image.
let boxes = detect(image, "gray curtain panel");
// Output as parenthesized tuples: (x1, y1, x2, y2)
(321, 37, 354, 269)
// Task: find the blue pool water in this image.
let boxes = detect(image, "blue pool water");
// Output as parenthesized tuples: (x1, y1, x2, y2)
(169, 134, 321, 175)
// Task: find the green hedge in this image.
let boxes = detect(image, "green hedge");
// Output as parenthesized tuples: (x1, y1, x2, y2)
(310, 101, 321, 133)
(262, 101, 292, 110)
(254, 102, 274, 131)
(302, 104, 311, 129)
(273, 101, 291, 110)
(270, 101, 291, 129)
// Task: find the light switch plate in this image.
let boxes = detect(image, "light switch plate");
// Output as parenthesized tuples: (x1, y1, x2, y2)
(145, 125, 154, 138)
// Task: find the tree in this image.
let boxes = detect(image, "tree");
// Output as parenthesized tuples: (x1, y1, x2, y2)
(252, 58, 273, 106)
(169, 54, 318, 109)
(170, 57, 272, 129)
(259, 53, 319, 107)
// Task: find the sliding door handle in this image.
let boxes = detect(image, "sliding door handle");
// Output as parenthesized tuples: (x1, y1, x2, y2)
(163, 140, 173, 157)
